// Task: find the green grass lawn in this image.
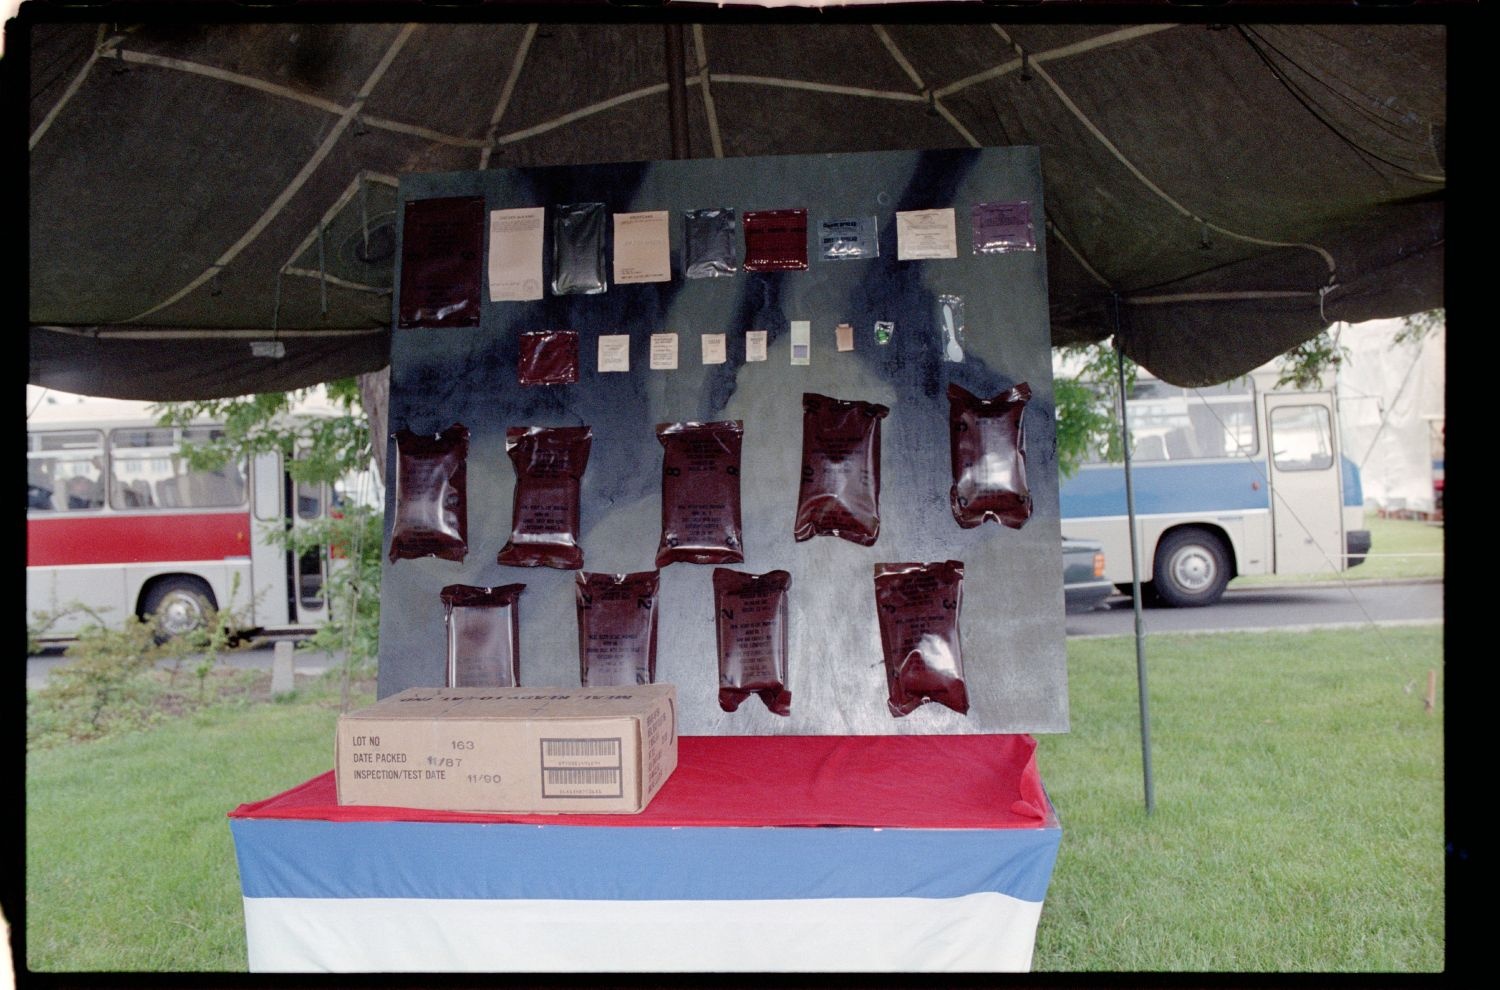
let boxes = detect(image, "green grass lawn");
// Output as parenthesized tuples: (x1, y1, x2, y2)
(24, 625, 1443, 973)
(1232, 514, 1444, 586)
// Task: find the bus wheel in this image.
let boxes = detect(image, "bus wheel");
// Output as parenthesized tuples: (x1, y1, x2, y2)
(1152, 529, 1230, 608)
(141, 578, 217, 642)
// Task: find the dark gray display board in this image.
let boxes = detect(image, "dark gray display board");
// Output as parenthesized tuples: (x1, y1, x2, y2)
(379, 147, 1069, 734)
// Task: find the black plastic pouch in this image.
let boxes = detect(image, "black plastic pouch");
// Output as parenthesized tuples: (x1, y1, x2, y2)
(683, 207, 739, 278)
(551, 202, 608, 295)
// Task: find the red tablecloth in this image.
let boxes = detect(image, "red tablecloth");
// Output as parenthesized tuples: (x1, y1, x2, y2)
(232, 733, 1052, 829)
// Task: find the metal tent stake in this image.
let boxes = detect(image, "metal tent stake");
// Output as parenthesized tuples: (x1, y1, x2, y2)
(1114, 305, 1156, 815)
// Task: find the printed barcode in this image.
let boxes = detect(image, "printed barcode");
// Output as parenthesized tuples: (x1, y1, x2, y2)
(543, 739, 619, 758)
(545, 768, 620, 786)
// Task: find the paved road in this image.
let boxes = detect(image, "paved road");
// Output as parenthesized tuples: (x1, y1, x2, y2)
(1065, 578, 1443, 638)
(28, 580, 1442, 689)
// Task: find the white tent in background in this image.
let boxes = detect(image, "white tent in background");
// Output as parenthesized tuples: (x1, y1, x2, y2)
(1335, 317, 1446, 518)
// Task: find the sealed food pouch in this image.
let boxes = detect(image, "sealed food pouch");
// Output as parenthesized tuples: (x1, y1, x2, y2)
(441, 583, 525, 687)
(713, 568, 792, 716)
(388, 424, 469, 563)
(517, 330, 580, 386)
(575, 570, 660, 686)
(873, 560, 969, 717)
(655, 421, 745, 567)
(948, 382, 1032, 529)
(498, 426, 592, 570)
(795, 393, 890, 546)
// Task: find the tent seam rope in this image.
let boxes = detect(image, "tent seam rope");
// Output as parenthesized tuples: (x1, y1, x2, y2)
(990, 26, 1339, 286)
(692, 25, 725, 159)
(121, 25, 418, 326)
(480, 23, 539, 169)
(29, 25, 115, 151)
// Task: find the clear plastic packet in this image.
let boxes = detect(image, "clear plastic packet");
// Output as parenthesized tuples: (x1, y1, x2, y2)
(938, 294, 966, 362)
(397, 196, 484, 328)
(873, 560, 969, 717)
(551, 202, 607, 295)
(818, 215, 878, 261)
(713, 568, 792, 716)
(655, 421, 745, 567)
(388, 424, 469, 563)
(518, 331, 580, 386)
(683, 207, 739, 278)
(972, 200, 1037, 254)
(497, 425, 592, 569)
(948, 382, 1032, 529)
(742, 208, 808, 271)
(441, 583, 525, 687)
(575, 570, 660, 687)
(794, 393, 890, 546)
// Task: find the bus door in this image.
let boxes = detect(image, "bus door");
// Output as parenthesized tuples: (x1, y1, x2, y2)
(289, 466, 330, 627)
(250, 450, 294, 628)
(1263, 392, 1345, 575)
(249, 449, 331, 630)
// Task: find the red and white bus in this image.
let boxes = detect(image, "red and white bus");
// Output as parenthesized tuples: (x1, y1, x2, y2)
(26, 390, 363, 642)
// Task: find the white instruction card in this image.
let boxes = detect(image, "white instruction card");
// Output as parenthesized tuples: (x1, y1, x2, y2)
(487, 207, 545, 301)
(613, 211, 672, 284)
(701, 333, 727, 365)
(650, 333, 679, 370)
(598, 334, 631, 373)
(745, 330, 768, 362)
(895, 208, 958, 260)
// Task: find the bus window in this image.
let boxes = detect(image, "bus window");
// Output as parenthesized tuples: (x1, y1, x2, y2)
(296, 479, 323, 520)
(1269, 405, 1335, 472)
(1077, 376, 1256, 466)
(1122, 378, 1257, 463)
(110, 427, 247, 509)
(28, 430, 104, 511)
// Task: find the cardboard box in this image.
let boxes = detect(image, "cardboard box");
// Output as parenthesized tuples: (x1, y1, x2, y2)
(335, 685, 677, 814)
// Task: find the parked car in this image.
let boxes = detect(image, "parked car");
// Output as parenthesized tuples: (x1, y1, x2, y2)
(1063, 537, 1115, 613)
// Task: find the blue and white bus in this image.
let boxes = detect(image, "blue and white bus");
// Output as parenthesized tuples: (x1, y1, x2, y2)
(1059, 368, 1369, 607)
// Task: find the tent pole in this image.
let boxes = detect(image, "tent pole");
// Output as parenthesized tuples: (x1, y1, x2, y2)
(1113, 295, 1155, 815)
(664, 24, 691, 160)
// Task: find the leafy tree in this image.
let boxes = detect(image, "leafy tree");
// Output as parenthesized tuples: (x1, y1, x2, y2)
(1053, 341, 1134, 479)
(1394, 307, 1444, 347)
(152, 375, 386, 703)
(1275, 328, 1350, 391)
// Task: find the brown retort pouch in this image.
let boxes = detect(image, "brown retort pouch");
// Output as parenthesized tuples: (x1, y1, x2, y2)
(441, 583, 526, 687)
(575, 570, 661, 687)
(517, 331, 581, 386)
(948, 382, 1032, 529)
(388, 424, 469, 563)
(794, 393, 889, 546)
(873, 560, 969, 717)
(655, 421, 745, 567)
(713, 568, 792, 716)
(497, 425, 592, 570)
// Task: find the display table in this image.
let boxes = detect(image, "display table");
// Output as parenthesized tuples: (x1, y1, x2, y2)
(229, 734, 1061, 972)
